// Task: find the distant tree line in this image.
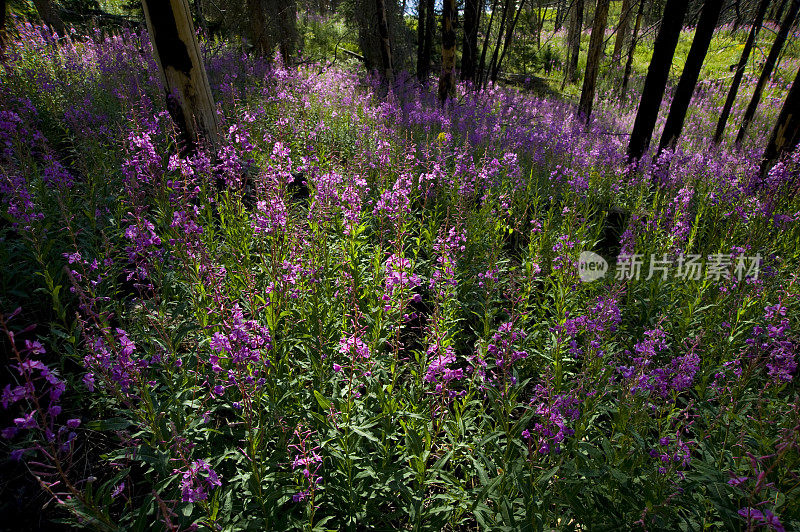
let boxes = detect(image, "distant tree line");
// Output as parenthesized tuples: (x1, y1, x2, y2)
(2, 0, 800, 174)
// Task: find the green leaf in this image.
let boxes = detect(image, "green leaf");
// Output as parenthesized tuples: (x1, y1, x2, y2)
(86, 417, 133, 432)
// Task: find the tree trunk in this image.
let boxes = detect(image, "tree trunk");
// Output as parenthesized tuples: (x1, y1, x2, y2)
(772, 0, 789, 22)
(712, 0, 770, 144)
(731, 0, 741, 32)
(658, 0, 723, 152)
(418, 0, 435, 81)
(141, 0, 219, 152)
(555, 0, 566, 31)
(417, 0, 427, 79)
(375, 0, 394, 81)
(626, 0, 689, 161)
(612, 0, 631, 64)
(478, 0, 499, 84)
(438, 0, 457, 102)
(493, 0, 526, 82)
(761, 65, 800, 176)
(486, 0, 512, 86)
(246, 0, 272, 56)
(620, 0, 644, 96)
(424, 0, 435, 72)
(564, 0, 584, 85)
(461, 0, 482, 81)
(0, 0, 7, 56)
(536, 0, 543, 49)
(274, 0, 298, 62)
(31, 0, 66, 37)
(737, 0, 800, 146)
(577, 0, 609, 121)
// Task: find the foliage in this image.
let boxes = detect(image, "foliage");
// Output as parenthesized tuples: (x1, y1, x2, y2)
(1, 21, 800, 531)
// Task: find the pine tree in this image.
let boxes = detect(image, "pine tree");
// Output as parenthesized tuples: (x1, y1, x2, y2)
(658, 0, 723, 152)
(246, 0, 272, 56)
(462, 0, 482, 82)
(712, 0, 770, 144)
(375, 0, 394, 82)
(577, 0, 610, 121)
(626, 0, 689, 161)
(737, 0, 800, 146)
(620, 0, 644, 96)
(438, 0, 456, 102)
(564, 0, 584, 85)
(417, 0, 435, 81)
(761, 66, 800, 176)
(611, 0, 631, 64)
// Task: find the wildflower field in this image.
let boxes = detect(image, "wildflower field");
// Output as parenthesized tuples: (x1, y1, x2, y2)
(1, 23, 800, 531)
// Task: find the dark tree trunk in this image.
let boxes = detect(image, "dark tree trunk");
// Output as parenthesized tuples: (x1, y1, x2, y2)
(478, 0, 499, 84)
(493, 0, 526, 82)
(564, 0, 584, 85)
(658, 0, 723, 152)
(555, 0, 566, 31)
(462, 0, 482, 81)
(486, 0, 512, 86)
(31, 0, 66, 37)
(417, 0, 427, 79)
(0, 0, 7, 56)
(535, 0, 543, 49)
(375, 0, 394, 81)
(612, 0, 631, 64)
(424, 0, 435, 71)
(731, 0, 741, 32)
(577, 0, 609, 121)
(772, 0, 789, 22)
(761, 66, 800, 176)
(620, 0, 644, 96)
(626, 0, 689, 161)
(141, 0, 219, 152)
(438, 0, 456, 102)
(712, 0, 770, 143)
(247, 0, 272, 56)
(737, 0, 800, 146)
(419, 0, 435, 80)
(274, 0, 298, 62)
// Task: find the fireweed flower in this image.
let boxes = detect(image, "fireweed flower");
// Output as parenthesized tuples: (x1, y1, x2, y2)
(487, 321, 528, 369)
(215, 124, 255, 189)
(623, 327, 701, 399)
(374, 172, 412, 227)
(289, 427, 322, 505)
(430, 226, 466, 297)
(525, 384, 581, 456)
(121, 127, 162, 185)
(552, 296, 621, 358)
(339, 334, 370, 361)
(744, 303, 797, 385)
(551, 235, 577, 273)
(1, 326, 80, 460)
(382, 254, 421, 311)
(423, 343, 458, 391)
(176, 459, 222, 503)
(738, 507, 785, 532)
(209, 304, 272, 372)
(253, 196, 288, 235)
(123, 212, 163, 291)
(81, 328, 144, 396)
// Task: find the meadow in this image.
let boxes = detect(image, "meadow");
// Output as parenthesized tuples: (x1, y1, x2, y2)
(1, 18, 799, 531)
